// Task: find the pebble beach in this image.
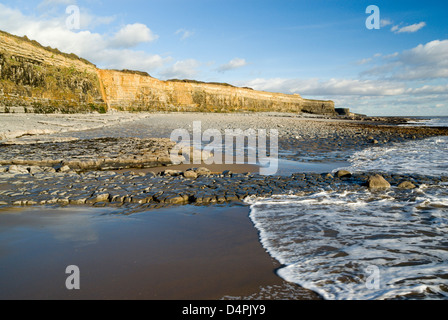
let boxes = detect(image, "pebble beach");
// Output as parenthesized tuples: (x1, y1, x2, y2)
(1, 112, 447, 300)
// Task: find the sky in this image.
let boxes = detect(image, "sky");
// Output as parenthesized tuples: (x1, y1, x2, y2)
(0, 0, 447, 116)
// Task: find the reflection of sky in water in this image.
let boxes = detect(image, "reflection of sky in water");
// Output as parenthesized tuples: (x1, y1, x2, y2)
(0, 207, 113, 252)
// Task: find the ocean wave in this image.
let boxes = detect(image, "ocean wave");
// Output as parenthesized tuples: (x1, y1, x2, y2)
(245, 184, 448, 300)
(337, 136, 448, 178)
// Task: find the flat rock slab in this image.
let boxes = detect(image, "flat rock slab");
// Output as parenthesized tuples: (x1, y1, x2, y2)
(0, 137, 180, 171)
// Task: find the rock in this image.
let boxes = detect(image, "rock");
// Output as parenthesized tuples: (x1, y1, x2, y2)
(164, 195, 185, 204)
(28, 166, 44, 175)
(225, 194, 239, 202)
(163, 169, 183, 176)
(222, 170, 232, 176)
(86, 193, 110, 205)
(56, 165, 71, 173)
(183, 171, 198, 179)
(398, 181, 416, 189)
(7, 165, 29, 174)
(195, 167, 211, 176)
(69, 197, 88, 205)
(367, 174, 391, 190)
(336, 170, 352, 178)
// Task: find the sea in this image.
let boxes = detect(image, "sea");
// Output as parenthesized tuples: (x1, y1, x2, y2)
(245, 116, 448, 300)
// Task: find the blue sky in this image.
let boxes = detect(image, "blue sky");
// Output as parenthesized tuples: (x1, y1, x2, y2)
(0, 0, 447, 116)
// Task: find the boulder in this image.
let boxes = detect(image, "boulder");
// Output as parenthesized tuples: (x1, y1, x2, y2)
(163, 169, 183, 176)
(367, 174, 391, 190)
(55, 164, 71, 173)
(183, 170, 198, 179)
(7, 165, 29, 174)
(398, 181, 416, 189)
(336, 170, 352, 178)
(28, 166, 44, 175)
(222, 170, 232, 176)
(196, 167, 211, 176)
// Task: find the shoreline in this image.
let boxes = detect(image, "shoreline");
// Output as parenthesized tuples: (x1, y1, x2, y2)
(1, 112, 447, 300)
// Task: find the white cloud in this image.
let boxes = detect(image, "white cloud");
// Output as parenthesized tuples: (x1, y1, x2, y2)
(380, 19, 393, 28)
(242, 78, 406, 96)
(175, 28, 194, 40)
(356, 58, 372, 65)
(391, 22, 426, 34)
(217, 58, 247, 72)
(406, 85, 448, 95)
(0, 4, 167, 73)
(109, 23, 158, 48)
(240, 39, 448, 116)
(79, 11, 116, 30)
(38, 0, 73, 7)
(363, 39, 448, 80)
(159, 59, 201, 79)
(93, 49, 168, 71)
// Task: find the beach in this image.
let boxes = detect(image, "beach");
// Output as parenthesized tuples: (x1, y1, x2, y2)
(1, 112, 447, 300)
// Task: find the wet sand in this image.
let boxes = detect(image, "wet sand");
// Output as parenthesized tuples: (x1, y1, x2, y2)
(0, 204, 319, 300)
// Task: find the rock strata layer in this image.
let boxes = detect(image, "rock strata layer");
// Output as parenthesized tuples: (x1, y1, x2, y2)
(0, 30, 335, 115)
(0, 137, 203, 171)
(0, 169, 445, 209)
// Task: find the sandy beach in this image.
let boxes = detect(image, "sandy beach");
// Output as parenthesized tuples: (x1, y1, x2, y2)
(1, 112, 448, 300)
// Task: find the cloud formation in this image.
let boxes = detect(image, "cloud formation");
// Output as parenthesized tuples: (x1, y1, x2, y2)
(391, 22, 426, 34)
(159, 59, 201, 79)
(240, 39, 448, 115)
(242, 78, 406, 97)
(175, 28, 194, 40)
(217, 58, 247, 72)
(109, 23, 158, 48)
(363, 39, 448, 80)
(0, 4, 166, 72)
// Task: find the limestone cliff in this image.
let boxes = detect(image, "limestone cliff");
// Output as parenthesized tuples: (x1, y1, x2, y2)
(0, 30, 105, 112)
(0, 30, 335, 115)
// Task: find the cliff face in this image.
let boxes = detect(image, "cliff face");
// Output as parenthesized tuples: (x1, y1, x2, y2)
(98, 70, 335, 114)
(0, 30, 335, 115)
(0, 31, 105, 112)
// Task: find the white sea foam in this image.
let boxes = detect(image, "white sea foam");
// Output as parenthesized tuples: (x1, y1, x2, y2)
(400, 117, 448, 128)
(247, 118, 448, 299)
(337, 135, 448, 177)
(246, 185, 448, 300)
